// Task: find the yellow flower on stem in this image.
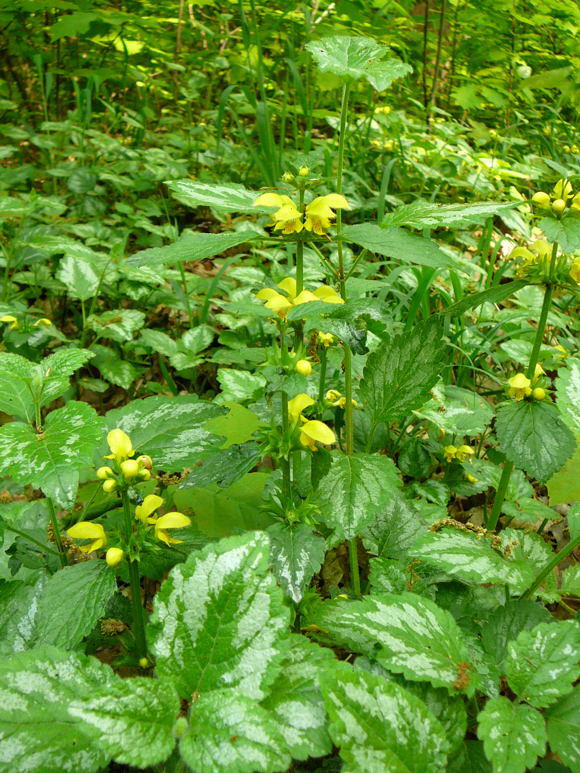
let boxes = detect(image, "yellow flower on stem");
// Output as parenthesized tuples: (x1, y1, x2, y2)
(532, 363, 545, 383)
(456, 445, 474, 463)
(34, 318, 52, 327)
(318, 331, 335, 347)
(508, 373, 532, 401)
(253, 193, 303, 234)
(295, 359, 312, 376)
(304, 194, 351, 235)
(299, 419, 336, 452)
(570, 257, 580, 284)
(67, 522, 107, 553)
(150, 512, 191, 546)
(106, 547, 124, 567)
(553, 179, 573, 200)
(444, 445, 457, 463)
(325, 389, 356, 409)
(0, 315, 18, 330)
(288, 393, 315, 423)
(105, 428, 134, 462)
(135, 494, 164, 523)
(256, 277, 342, 319)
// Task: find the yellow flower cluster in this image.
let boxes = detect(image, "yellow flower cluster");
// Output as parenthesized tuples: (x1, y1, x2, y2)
(0, 315, 52, 330)
(444, 445, 475, 463)
(531, 179, 579, 216)
(507, 364, 546, 401)
(253, 192, 350, 235)
(98, 429, 153, 491)
(256, 277, 344, 319)
(325, 389, 357, 409)
(287, 393, 336, 452)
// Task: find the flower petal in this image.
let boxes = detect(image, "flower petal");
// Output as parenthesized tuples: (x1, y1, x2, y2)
(288, 393, 315, 422)
(300, 420, 336, 445)
(67, 521, 106, 541)
(277, 277, 297, 298)
(293, 290, 320, 306)
(106, 428, 134, 461)
(135, 494, 164, 521)
(155, 512, 191, 530)
(253, 192, 285, 208)
(317, 193, 351, 210)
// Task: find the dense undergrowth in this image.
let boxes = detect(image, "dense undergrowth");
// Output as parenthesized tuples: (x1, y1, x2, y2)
(0, 2, 579, 772)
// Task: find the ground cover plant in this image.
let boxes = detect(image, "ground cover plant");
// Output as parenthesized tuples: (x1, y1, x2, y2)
(0, 1, 579, 771)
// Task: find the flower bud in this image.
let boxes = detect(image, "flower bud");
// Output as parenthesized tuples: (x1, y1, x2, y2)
(295, 359, 312, 376)
(532, 387, 546, 401)
(139, 657, 149, 668)
(531, 191, 550, 208)
(105, 547, 124, 567)
(140, 468, 151, 481)
(103, 478, 117, 493)
(34, 318, 52, 327)
(551, 198, 566, 215)
(297, 166, 310, 177)
(173, 717, 188, 738)
(282, 171, 294, 182)
(121, 459, 140, 479)
(136, 454, 153, 470)
(96, 466, 114, 480)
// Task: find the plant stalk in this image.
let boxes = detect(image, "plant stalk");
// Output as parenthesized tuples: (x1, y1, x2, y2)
(121, 491, 147, 658)
(47, 498, 67, 567)
(522, 532, 580, 599)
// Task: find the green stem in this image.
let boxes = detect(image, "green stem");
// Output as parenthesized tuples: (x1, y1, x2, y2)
(296, 187, 305, 294)
(318, 347, 327, 406)
(280, 392, 291, 502)
(47, 498, 67, 567)
(121, 491, 147, 659)
(178, 262, 195, 327)
(489, 242, 559, 530)
(487, 461, 514, 531)
(522, 533, 580, 599)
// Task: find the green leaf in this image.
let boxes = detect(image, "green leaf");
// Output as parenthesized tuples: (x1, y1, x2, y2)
(539, 215, 580, 252)
(477, 696, 546, 773)
(56, 255, 100, 300)
(382, 200, 516, 230)
(0, 646, 179, 771)
(362, 495, 432, 559)
(496, 400, 576, 482)
(204, 402, 261, 447)
(267, 522, 326, 603)
(480, 600, 553, 669)
(167, 180, 260, 212)
(314, 452, 400, 543)
(150, 532, 289, 699)
(49, 11, 98, 40)
(138, 329, 179, 356)
(126, 230, 258, 266)
(414, 383, 493, 435)
(343, 223, 455, 269)
(410, 528, 531, 592)
(0, 573, 47, 654)
(0, 349, 93, 422)
(35, 561, 116, 649)
(556, 356, 580, 433)
(180, 325, 214, 356)
(216, 368, 266, 402)
(0, 401, 103, 507)
(547, 444, 580, 504)
(360, 321, 447, 425)
(262, 635, 334, 760)
(306, 36, 412, 90)
(505, 621, 579, 707)
(104, 395, 225, 472)
(545, 688, 580, 770)
(310, 593, 476, 694)
(86, 309, 145, 342)
(180, 443, 262, 489)
(440, 280, 528, 317)
(320, 662, 448, 772)
(91, 344, 138, 390)
(179, 689, 290, 773)
(560, 564, 580, 596)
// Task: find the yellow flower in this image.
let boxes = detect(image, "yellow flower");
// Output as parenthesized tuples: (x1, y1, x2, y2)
(96, 466, 114, 480)
(533, 387, 546, 401)
(325, 389, 356, 409)
(299, 419, 336, 451)
(444, 445, 457, 463)
(295, 359, 312, 376)
(531, 191, 550, 208)
(256, 277, 343, 319)
(0, 314, 18, 330)
(553, 179, 573, 200)
(288, 393, 315, 423)
(67, 522, 107, 553)
(553, 344, 568, 360)
(466, 473, 479, 484)
(121, 459, 140, 479)
(551, 199, 566, 215)
(282, 171, 294, 182)
(318, 331, 335, 347)
(106, 547, 124, 567)
(105, 428, 134, 462)
(34, 318, 52, 327)
(508, 373, 532, 401)
(135, 494, 164, 523)
(150, 512, 191, 546)
(253, 192, 303, 234)
(304, 194, 350, 235)
(103, 479, 117, 493)
(297, 166, 310, 177)
(456, 445, 474, 463)
(570, 257, 580, 284)
(532, 363, 545, 383)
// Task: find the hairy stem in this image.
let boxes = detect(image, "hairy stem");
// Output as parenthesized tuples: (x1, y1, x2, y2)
(47, 498, 67, 567)
(121, 491, 147, 658)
